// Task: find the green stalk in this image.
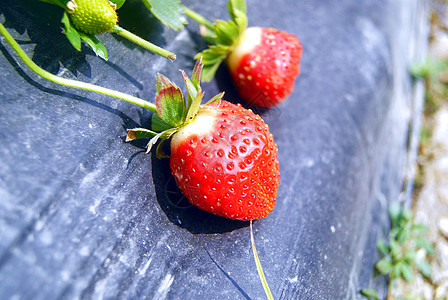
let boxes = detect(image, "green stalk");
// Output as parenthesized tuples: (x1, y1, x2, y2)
(113, 25, 176, 61)
(250, 221, 274, 300)
(182, 6, 215, 31)
(0, 23, 157, 113)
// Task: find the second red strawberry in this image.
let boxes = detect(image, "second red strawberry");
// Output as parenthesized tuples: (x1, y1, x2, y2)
(227, 27, 302, 108)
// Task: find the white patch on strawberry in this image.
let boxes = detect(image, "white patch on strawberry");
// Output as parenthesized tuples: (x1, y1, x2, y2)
(227, 27, 262, 73)
(170, 107, 218, 149)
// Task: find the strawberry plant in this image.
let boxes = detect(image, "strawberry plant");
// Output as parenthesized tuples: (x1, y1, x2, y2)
(182, 0, 303, 108)
(41, 0, 177, 60)
(360, 202, 435, 300)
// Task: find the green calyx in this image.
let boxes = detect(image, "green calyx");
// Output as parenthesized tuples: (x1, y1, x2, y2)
(126, 60, 224, 158)
(43, 0, 176, 60)
(194, 0, 248, 82)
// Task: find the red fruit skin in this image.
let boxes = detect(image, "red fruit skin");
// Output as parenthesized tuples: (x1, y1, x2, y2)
(227, 27, 303, 108)
(169, 101, 280, 221)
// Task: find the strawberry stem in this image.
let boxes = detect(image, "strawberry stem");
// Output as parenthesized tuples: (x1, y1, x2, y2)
(250, 221, 274, 300)
(182, 6, 214, 31)
(0, 22, 157, 113)
(113, 25, 176, 61)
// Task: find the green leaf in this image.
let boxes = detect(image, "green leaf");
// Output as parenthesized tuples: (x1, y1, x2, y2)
(415, 238, 435, 255)
(375, 258, 394, 275)
(61, 12, 81, 51)
(377, 240, 390, 256)
(360, 289, 379, 300)
(142, 0, 187, 31)
(389, 238, 402, 261)
(78, 32, 108, 60)
(410, 56, 448, 79)
(411, 224, 429, 235)
(403, 250, 416, 264)
(110, 0, 126, 9)
(40, 0, 68, 9)
(397, 226, 411, 244)
(399, 262, 414, 282)
(415, 257, 432, 277)
(389, 202, 402, 225)
(126, 127, 158, 141)
(155, 85, 186, 126)
(391, 264, 401, 280)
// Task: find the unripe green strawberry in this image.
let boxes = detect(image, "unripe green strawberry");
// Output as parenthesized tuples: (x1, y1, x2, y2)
(67, 0, 118, 35)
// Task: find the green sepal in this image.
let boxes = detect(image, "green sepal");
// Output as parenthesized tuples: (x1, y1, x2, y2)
(227, 0, 247, 22)
(181, 70, 198, 109)
(195, 45, 228, 82)
(155, 138, 169, 159)
(226, 0, 247, 34)
(60, 7, 108, 59)
(185, 88, 204, 122)
(205, 92, 224, 106)
(194, 0, 248, 82)
(156, 73, 175, 93)
(182, 60, 203, 110)
(191, 59, 203, 89)
(214, 20, 240, 46)
(146, 128, 177, 154)
(110, 0, 126, 9)
(199, 25, 217, 45)
(142, 0, 187, 31)
(126, 127, 158, 141)
(61, 12, 81, 51)
(155, 84, 186, 127)
(151, 113, 173, 132)
(79, 31, 108, 60)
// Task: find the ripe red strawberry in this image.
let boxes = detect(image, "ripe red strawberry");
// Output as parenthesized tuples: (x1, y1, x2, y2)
(67, 0, 118, 35)
(226, 27, 302, 108)
(127, 61, 280, 220)
(170, 101, 279, 220)
(193, 0, 302, 108)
